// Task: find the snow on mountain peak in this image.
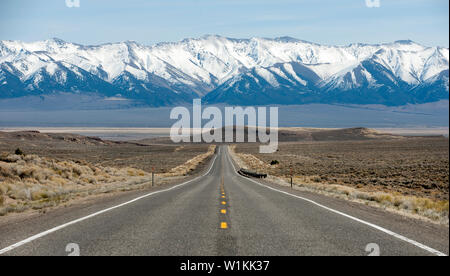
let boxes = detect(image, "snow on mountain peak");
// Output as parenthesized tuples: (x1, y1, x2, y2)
(0, 35, 448, 106)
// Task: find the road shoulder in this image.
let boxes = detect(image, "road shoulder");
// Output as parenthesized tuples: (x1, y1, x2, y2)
(226, 146, 449, 255)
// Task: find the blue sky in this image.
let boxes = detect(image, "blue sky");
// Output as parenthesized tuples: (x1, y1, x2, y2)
(0, 0, 448, 47)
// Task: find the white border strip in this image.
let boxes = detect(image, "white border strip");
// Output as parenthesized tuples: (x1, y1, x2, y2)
(0, 152, 219, 255)
(225, 147, 447, 256)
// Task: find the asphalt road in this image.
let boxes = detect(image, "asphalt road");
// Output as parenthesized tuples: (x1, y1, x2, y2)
(0, 146, 448, 256)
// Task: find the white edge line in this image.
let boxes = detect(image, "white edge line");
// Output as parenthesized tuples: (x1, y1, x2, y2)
(225, 146, 447, 257)
(0, 151, 219, 255)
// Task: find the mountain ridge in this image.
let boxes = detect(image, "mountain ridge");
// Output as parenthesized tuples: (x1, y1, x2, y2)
(0, 36, 448, 106)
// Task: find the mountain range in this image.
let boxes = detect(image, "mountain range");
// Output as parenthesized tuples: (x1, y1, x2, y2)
(0, 35, 448, 107)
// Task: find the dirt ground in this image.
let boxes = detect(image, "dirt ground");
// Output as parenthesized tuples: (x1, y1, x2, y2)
(235, 137, 449, 201)
(0, 131, 215, 217)
(0, 131, 211, 173)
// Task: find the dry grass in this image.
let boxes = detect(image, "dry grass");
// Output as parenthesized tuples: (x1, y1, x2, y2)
(234, 138, 449, 201)
(0, 146, 214, 217)
(0, 153, 152, 216)
(229, 145, 450, 225)
(162, 145, 216, 177)
(0, 131, 213, 174)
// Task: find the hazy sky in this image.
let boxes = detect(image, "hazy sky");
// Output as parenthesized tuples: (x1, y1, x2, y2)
(0, 0, 448, 47)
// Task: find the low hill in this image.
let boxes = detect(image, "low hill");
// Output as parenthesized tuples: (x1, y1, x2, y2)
(139, 127, 403, 144)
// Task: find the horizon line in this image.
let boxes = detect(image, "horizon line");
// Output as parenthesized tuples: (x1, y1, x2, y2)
(1, 35, 448, 49)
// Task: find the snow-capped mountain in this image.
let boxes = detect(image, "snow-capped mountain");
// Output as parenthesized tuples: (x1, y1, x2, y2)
(0, 35, 448, 106)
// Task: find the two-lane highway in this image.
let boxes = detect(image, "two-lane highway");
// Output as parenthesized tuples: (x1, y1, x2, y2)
(0, 146, 448, 256)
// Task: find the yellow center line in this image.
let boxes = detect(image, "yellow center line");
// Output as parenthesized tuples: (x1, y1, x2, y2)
(220, 175, 229, 230)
